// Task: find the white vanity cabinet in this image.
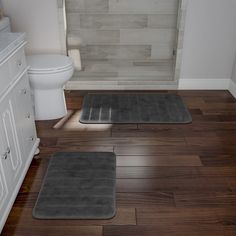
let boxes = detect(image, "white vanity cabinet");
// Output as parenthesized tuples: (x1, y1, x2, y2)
(0, 33, 40, 232)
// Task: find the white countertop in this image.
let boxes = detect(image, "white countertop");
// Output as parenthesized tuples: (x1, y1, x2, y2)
(0, 32, 25, 63)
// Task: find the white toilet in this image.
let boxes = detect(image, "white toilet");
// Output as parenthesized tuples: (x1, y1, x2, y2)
(27, 54, 74, 120)
(1, 16, 74, 121)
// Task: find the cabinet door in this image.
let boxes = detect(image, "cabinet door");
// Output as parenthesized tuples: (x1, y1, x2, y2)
(0, 121, 11, 230)
(12, 73, 37, 159)
(0, 156, 9, 217)
(0, 123, 12, 189)
(0, 95, 23, 191)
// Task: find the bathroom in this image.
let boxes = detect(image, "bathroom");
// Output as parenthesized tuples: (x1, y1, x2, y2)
(1, 0, 236, 235)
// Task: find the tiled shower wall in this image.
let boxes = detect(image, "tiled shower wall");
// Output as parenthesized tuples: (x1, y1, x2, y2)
(66, 0, 179, 81)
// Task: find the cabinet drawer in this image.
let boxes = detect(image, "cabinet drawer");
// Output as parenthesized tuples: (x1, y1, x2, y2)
(0, 60, 10, 97)
(12, 73, 37, 158)
(8, 47, 26, 80)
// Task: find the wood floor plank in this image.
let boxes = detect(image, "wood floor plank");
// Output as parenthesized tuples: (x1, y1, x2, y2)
(202, 109, 236, 116)
(114, 145, 194, 156)
(117, 155, 202, 166)
(1, 226, 102, 236)
(103, 225, 236, 236)
(136, 207, 236, 226)
(196, 166, 236, 177)
(182, 97, 206, 109)
(186, 136, 226, 146)
(116, 167, 199, 179)
(117, 192, 175, 207)
(226, 177, 236, 190)
(174, 191, 236, 207)
(138, 122, 236, 131)
(114, 145, 236, 156)
(13, 192, 38, 208)
(111, 129, 185, 138)
(203, 96, 235, 103)
(176, 90, 231, 97)
(200, 155, 236, 167)
(116, 177, 229, 192)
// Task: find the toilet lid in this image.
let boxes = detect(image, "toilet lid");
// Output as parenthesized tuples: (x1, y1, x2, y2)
(27, 54, 73, 73)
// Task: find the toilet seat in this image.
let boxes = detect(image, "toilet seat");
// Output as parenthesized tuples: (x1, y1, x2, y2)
(28, 65, 73, 75)
(27, 54, 74, 74)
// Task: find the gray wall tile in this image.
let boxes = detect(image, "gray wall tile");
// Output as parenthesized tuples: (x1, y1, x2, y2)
(148, 14, 177, 28)
(80, 45, 151, 60)
(120, 29, 176, 44)
(151, 43, 175, 59)
(57, 0, 64, 8)
(68, 30, 120, 44)
(108, 0, 179, 13)
(118, 64, 173, 77)
(67, 13, 80, 28)
(79, 14, 148, 29)
(66, 0, 108, 12)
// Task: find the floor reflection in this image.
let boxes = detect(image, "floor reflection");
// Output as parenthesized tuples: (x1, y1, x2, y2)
(53, 110, 112, 131)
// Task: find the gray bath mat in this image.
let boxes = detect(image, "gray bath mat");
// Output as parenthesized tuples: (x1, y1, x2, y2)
(33, 152, 116, 219)
(80, 93, 192, 124)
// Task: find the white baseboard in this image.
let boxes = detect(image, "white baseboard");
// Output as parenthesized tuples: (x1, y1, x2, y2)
(229, 79, 236, 98)
(178, 78, 230, 90)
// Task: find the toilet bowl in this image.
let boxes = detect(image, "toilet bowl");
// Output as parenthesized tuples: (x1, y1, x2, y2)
(27, 54, 74, 120)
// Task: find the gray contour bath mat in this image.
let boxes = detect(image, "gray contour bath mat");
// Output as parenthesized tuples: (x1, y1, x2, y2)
(33, 152, 116, 219)
(80, 93, 192, 124)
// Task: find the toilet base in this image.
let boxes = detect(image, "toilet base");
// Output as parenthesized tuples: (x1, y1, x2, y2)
(33, 88, 67, 120)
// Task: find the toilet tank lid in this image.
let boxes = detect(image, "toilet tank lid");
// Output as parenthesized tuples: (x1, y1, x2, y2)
(26, 54, 73, 72)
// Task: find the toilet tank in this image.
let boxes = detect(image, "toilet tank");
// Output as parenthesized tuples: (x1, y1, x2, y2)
(0, 17, 11, 33)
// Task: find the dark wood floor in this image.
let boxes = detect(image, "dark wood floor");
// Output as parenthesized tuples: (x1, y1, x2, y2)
(2, 90, 236, 236)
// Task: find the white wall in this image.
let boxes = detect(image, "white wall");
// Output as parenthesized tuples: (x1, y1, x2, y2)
(1, 0, 62, 54)
(181, 0, 236, 80)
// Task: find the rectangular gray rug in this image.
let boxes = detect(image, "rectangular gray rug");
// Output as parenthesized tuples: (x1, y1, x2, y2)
(33, 152, 116, 219)
(80, 93, 192, 124)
